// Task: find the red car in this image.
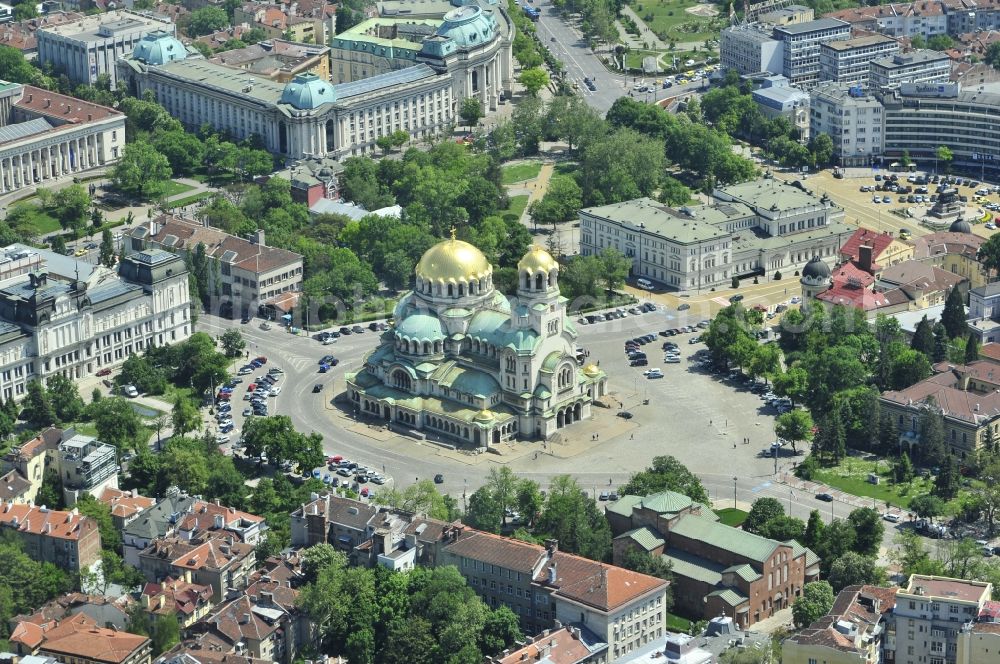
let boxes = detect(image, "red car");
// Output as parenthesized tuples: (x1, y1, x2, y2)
(216, 392, 231, 401)
(248, 383, 257, 392)
(254, 356, 267, 365)
(96, 368, 112, 377)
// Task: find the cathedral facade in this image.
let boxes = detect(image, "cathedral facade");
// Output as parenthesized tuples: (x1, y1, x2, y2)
(345, 237, 606, 447)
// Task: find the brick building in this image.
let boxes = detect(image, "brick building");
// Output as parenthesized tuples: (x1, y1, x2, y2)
(606, 490, 819, 629)
(137, 535, 256, 600)
(10, 613, 151, 664)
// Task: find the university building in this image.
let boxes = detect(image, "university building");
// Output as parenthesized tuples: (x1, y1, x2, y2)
(0, 81, 125, 195)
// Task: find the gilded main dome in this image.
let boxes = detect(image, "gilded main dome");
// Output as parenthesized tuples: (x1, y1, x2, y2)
(518, 245, 559, 273)
(416, 234, 492, 283)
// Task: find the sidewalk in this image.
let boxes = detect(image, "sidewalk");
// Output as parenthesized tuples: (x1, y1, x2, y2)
(619, 6, 668, 50)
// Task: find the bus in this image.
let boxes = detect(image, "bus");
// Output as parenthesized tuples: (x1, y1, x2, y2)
(522, 5, 540, 20)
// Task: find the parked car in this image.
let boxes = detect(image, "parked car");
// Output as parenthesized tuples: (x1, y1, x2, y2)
(96, 368, 112, 377)
(122, 385, 138, 398)
(883, 512, 901, 523)
(313, 383, 324, 393)
(434, 473, 444, 484)
(815, 492, 834, 502)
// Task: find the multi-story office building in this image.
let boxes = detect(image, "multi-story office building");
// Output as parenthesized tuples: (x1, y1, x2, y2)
(128, 215, 303, 320)
(36, 10, 174, 88)
(757, 4, 815, 25)
(720, 24, 784, 75)
(819, 34, 900, 85)
(880, 82, 1000, 177)
(810, 83, 885, 166)
(773, 18, 851, 86)
(580, 177, 850, 290)
(0, 81, 125, 195)
(0, 247, 190, 400)
(57, 433, 119, 505)
(783, 584, 898, 664)
(869, 49, 952, 89)
(888, 575, 993, 664)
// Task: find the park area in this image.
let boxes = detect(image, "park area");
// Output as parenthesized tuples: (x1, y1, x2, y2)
(626, 0, 725, 45)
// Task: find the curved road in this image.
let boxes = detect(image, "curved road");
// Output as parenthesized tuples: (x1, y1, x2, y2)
(198, 312, 902, 556)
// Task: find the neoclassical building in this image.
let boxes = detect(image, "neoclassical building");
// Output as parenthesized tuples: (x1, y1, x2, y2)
(345, 238, 606, 446)
(116, 0, 512, 160)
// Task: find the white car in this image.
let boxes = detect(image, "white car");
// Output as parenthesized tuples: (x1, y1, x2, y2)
(122, 385, 138, 398)
(987, 223, 996, 230)
(643, 368, 663, 377)
(883, 512, 900, 523)
(215, 434, 230, 444)
(238, 367, 253, 375)
(269, 386, 282, 396)
(322, 337, 336, 345)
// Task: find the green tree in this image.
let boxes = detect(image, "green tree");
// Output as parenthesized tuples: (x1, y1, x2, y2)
(775, 409, 815, 454)
(559, 255, 603, 299)
(659, 175, 691, 206)
(894, 452, 915, 484)
(46, 374, 84, 423)
(987, 41, 1000, 68)
(187, 6, 229, 36)
(847, 508, 884, 557)
(22, 379, 54, 428)
(889, 348, 932, 390)
(942, 287, 967, 339)
(827, 552, 886, 592)
(219, 329, 246, 358)
(517, 67, 549, 96)
(599, 247, 632, 293)
(460, 97, 484, 130)
(793, 581, 835, 628)
(933, 322, 949, 362)
(804, 509, 825, 549)
(465, 486, 503, 533)
(621, 455, 710, 504)
(979, 233, 1000, 280)
(76, 493, 121, 552)
(936, 145, 954, 173)
(515, 479, 544, 527)
(919, 406, 948, 468)
(0, 45, 42, 85)
(966, 334, 980, 363)
(88, 397, 144, 450)
(758, 515, 806, 541)
(527, 174, 582, 231)
(809, 133, 834, 168)
(112, 141, 172, 200)
(99, 228, 116, 268)
(928, 34, 953, 51)
(151, 130, 205, 176)
(536, 475, 612, 561)
(53, 184, 91, 235)
(935, 454, 960, 499)
(772, 367, 809, 406)
(743, 497, 785, 535)
(911, 315, 935, 358)
(480, 606, 522, 656)
(910, 494, 946, 522)
(151, 613, 180, 655)
(171, 396, 200, 437)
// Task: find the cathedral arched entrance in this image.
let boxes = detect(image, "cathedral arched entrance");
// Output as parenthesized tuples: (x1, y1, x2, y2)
(382, 404, 390, 420)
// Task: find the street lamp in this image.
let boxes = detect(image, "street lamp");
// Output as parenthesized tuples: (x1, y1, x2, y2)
(788, 488, 793, 515)
(733, 476, 738, 508)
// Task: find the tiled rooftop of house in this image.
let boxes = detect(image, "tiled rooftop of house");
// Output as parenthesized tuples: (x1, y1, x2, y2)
(99, 487, 155, 521)
(0, 501, 98, 541)
(11, 613, 149, 664)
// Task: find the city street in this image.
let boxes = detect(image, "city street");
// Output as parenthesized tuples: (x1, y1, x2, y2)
(196, 311, 903, 556)
(534, 1, 706, 113)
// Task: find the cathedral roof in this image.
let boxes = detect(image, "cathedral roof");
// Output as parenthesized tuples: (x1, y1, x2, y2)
(416, 233, 491, 284)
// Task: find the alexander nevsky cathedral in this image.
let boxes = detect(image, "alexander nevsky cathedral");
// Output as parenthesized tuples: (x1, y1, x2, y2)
(345, 236, 607, 447)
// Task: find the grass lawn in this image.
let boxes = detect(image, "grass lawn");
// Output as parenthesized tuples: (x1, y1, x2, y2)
(166, 192, 213, 209)
(161, 384, 200, 410)
(626, 50, 662, 71)
(74, 422, 100, 437)
(666, 613, 692, 632)
(627, 0, 722, 43)
(810, 455, 937, 510)
(715, 507, 748, 527)
(501, 162, 543, 185)
(158, 180, 195, 198)
(10, 204, 61, 235)
(554, 163, 579, 178)
(500, 194, 529, 220)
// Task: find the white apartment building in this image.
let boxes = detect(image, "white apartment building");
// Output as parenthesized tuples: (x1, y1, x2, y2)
(888, 574, 992, 664)
(869, 49, 952, 90)
(773, 18, 851, 86)
(128, 215, 304, 319)
(579, 178, 850, 291)
(819, 34, 900, 85)
(810, 82, 885, 166)
(36, 10, 175, 88)
(752, 76, 811, 138)
(720, 24, 783, 75)
(0, 247, 190, 402)
(0, 82, 125, 195)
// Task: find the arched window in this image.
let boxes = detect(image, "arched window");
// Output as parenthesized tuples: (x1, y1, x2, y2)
(447, 284, 454, 297)
(458, 283, 465, 296)
(535, 274, 544, 290)
(423, 341, 430, 354)
(392, 369, 412, 391)
(434, 341, 442, 353)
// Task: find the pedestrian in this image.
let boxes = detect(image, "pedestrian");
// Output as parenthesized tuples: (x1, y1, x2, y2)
(734, 442, 737, 449)
(710, 419, 713, 426)
(630, 433, 634, 440)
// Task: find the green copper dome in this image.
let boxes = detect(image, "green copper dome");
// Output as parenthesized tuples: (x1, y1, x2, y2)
(132, 30, 187, 66)
(434, 5, 497, 48)
(280, 73, 336, 110)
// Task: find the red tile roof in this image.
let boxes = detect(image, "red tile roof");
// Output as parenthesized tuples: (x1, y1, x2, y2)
(445, 528, 545, 574)
(903, 574, 991, 603)
(535, 551, 667, 613)
(177, 500, 264, 538)
(881, 367, 1000, 425)
(13, 613, 149, 664)
(138, 215, 301, 276)
(0, 501, 98, 541)
(15, 86, 122, 124)
(0, 12, 83, 51)
(493, 627, 597, 664)
(141, 577, 214, 616)
(99, 487, 155, 521)
(840, 228, 899, 264)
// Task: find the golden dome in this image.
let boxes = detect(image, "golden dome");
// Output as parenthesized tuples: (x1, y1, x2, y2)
(474, 409, 495, 422)
(518, 245, 559, 273)
(416, 232, 492, 284)
(582, 364, 601, 377)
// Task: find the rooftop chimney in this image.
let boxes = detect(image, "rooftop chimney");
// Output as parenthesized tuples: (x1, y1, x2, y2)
(240, 613, 251, 624)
